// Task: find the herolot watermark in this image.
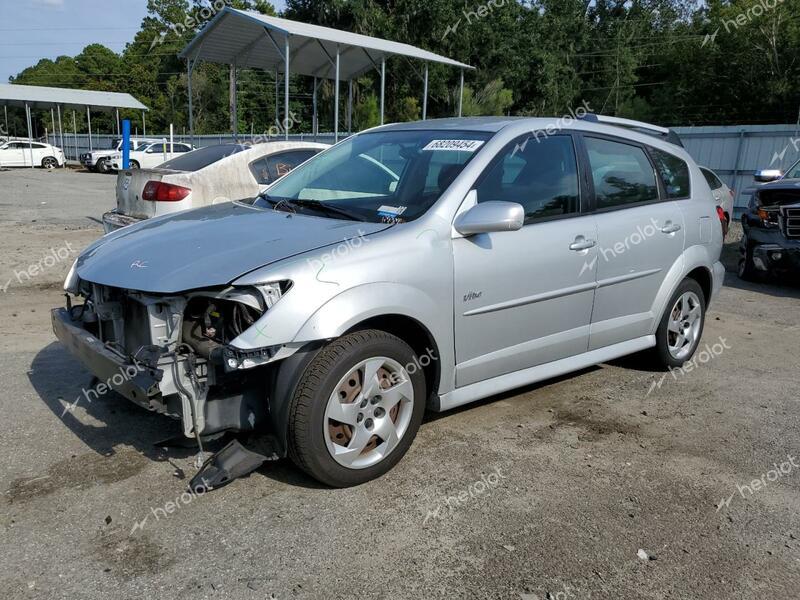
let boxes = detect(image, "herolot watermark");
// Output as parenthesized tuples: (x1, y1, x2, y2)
(307, 229, 371, 284)
(242, 111, 303, 147)
(423, 466, 507, 523)
(702, 0, 786, 47)
(61, 363, 147, 417)
(647, 336, 732, 396)
(442, 0, 511, 39)
(579, 217, 662, 277)
(3, 241, 77, 293)
(130, 476, 213, 534)
(717, 454, 799, 511)
(511, 101, 594, 160)
(150, 0, 230, 50)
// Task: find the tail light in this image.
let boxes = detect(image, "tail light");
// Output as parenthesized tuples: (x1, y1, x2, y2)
(716, 206, 728, 238)
(142, 181, 191, 202)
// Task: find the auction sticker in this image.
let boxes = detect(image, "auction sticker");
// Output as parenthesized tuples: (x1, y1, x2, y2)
(422, 139, 484, 152)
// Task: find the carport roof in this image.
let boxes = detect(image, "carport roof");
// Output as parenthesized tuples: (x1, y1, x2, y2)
(0, 83, 148, 111)
(179, 7, 474, 80)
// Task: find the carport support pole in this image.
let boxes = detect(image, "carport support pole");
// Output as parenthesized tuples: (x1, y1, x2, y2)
(312, 76, 318, 141)
(50, 108, 56, 144)
(422, 64, 428, 120)
(3, 105, 7, 139)
(458, 69, 464, 117)
(188, 58, 194, 145)
(57, 105, 63, 153)
(380, 58, 385, 125)
(25, 102, 34, 168)
(284, 35, 290, 140)
(115, 108, 120, 136)
(72, 110, 77, 159)
(347, 79, 353, 135)
(334, 46, 340, 143)
(86, 106, 93, 152)
(274, 69, 279, 133)
(142, 111, 146, 137)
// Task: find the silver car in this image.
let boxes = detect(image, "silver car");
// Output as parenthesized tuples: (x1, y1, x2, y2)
(52, 116, 725, 488)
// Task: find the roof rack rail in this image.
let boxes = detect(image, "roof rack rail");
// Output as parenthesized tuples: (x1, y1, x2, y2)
(577, 113, 684, 148)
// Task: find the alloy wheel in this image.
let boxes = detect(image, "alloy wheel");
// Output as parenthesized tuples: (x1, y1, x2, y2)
(667, 291, 703, 361)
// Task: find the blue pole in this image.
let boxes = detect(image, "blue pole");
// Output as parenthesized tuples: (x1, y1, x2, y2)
(122, 119, 131, 169)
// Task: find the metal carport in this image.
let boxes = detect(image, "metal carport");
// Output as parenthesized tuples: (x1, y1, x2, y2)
(0, 83, 149, 167)
(179, 7, 474, 143)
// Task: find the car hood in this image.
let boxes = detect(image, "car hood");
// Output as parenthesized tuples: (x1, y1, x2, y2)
(76, 202, 391, 293)
(743, 178, 800, 196)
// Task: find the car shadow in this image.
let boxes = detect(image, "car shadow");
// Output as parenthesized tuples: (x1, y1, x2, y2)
(720, 270, 800, 298)
(27, 342, 327, 489)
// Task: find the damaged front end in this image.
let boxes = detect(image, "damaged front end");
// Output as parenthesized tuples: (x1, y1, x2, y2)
(52, 276, 295, 487)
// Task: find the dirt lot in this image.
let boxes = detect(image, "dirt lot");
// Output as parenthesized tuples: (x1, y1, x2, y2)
(1, 168, 799, 600)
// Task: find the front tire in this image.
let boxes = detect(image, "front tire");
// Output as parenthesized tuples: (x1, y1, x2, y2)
(652, 278, 706, 369)
(287, 329, 426, 487)
(129, 160, 140, 169)
(96, 158, 111, 174)
(738, 232, 761, 281)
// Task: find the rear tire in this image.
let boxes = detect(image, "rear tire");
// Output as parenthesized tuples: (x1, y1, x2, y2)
(41, 156, 58, 169)
(652, 278, 706, 369)
(287, 329, 426, 487)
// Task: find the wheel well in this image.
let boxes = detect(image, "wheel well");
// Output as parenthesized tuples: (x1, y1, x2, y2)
(347, 315, 440, 404)
(686, 267, 712, 306)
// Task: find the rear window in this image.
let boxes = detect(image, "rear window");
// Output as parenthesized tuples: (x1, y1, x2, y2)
(650, 148, 691, 199)
(159, 144, 248, 172)
(250, 149, 319, 184)
(701, 168, 723, 190)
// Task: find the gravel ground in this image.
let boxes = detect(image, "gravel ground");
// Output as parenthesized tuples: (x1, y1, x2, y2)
(1, 168, 799, 600)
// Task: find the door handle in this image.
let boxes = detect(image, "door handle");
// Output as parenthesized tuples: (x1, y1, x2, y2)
(569, 237, 597, 251)
(660, 223, 681, 234)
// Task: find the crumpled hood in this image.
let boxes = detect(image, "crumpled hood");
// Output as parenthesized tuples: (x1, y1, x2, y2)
(76, 203, 390, 293)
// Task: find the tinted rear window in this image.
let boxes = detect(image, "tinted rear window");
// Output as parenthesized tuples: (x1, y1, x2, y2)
(159, 144, 248, 171)
(701, 168, 723, 190)
(650, 148, 691, 199)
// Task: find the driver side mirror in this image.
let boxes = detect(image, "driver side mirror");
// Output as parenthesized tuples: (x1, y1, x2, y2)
(754, 169, 783, 183)
(454, 200, 525, 236)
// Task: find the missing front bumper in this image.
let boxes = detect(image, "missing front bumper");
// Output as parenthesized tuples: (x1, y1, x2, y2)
(51, 307, 164, 409)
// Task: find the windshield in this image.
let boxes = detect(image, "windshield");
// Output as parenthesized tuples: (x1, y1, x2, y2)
(109, 138, 121, 150)
(784, 158, 800, 179)
(251, 130, 492, 223)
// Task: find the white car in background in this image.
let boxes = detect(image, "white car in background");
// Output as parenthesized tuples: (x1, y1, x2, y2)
(0, 140, 65, 168)
(103, 141, 329, 232)
(108, 141, 196, 171)
(700, 166, 735, 223)
(81, 138, 160, 173)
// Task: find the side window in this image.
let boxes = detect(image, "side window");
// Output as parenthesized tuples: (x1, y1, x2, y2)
(174, 144, 192, 153)
(585, 137, 659, 209)
(476, 134, 580, 222)
(250, 150, 318, 184)
(701, 168, 723, 191)
(650, 148, 690, 198)
(146, 144, 166, 154)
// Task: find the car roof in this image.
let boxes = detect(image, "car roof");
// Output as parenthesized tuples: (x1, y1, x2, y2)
(375, 116, 524, 133)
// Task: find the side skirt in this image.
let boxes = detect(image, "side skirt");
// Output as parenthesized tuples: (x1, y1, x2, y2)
(435, 335, 655, 412)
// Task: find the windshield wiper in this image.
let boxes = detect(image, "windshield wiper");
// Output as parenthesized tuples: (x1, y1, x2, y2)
(290, 199, 365, 222)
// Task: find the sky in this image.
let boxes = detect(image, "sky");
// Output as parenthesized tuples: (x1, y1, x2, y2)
(0, 0, 285, 83)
